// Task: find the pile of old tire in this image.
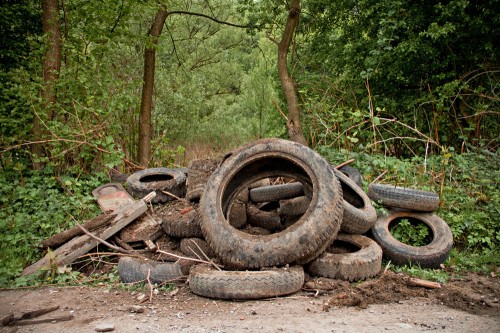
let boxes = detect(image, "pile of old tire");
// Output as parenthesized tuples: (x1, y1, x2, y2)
(118, 139, 384, 299)
(368, 184, 453, 268)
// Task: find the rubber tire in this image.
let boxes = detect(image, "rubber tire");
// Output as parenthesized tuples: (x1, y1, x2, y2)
(160, 202, 203, 238)
(334, 169, 377, 234)
(368, 184, 440, 212)
(371, 210, 453, 268)
(180, 238, 215, 259)
(200, 138, 344, 269)
(249, 182, 305, 203)
(126, 168, 186, 203)
(118, 256, 183, 284)
(338, 165, 363, 188)
(189, 264, 304, 300)
(306, 234, 382, 281)
(246, 203, 283, 231)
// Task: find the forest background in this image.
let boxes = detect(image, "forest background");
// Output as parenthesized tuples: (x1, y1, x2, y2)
(0, 0, 498, 287)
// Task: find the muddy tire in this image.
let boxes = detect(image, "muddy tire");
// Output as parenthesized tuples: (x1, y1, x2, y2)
(126, 168, 186, 203)
(249, 182, 304, 203)
(334, 169, 377, 234)
(200, 138, 344, 269)
(368, 184, 440, 212)
(118, 257, 183, 284)
(246, 203, 283, 231)
(306, 234, 382, 281)
(180, 238, 215, 259)
(159, 202, 203, 238)
(338, 165, 363, 188)
(226, 188, 249, 229)
(189, 265, 304, 300)
(371, 210, 453, 268)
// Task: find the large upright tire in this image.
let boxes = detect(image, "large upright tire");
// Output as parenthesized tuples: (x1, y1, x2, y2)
(189, 265, 304, 300)
(200, 138, 344, 269)
(334, 169, 377, 234)
(306, 234, 382, 281)
(371, 210, 453, 268)
(126, 168, 186, 203)
(368, 184, 440, 212)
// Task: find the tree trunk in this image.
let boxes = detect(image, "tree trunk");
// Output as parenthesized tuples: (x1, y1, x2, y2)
(277, 0, 307, 146)
(34, 0, 62, 169)
(138, 7, 169, 167)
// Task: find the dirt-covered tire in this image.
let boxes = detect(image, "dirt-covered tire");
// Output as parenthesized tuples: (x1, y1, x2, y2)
(188, 265, 304, 300)
(159, 202, 203, 238)
(368, 184, 440, 212)
(226, 188, 249, 229)
(246, 203, 283, 231)
(126, 168, 186, 203)
(118, 257, 183, 284)
(371, 210, 453, 268)
(200, 138, 344, 269)
(306, 234, 382, 281)
(180, 238, 215, 259)
(334, 169, 377, 234)
(338, 165, 363, 188)
(249, 182, 304, 203)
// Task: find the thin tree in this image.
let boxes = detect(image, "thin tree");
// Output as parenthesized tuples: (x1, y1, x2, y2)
(275, 0, 307, 146)
(138, 5, 168, 168)
(33, 0, 62, 168)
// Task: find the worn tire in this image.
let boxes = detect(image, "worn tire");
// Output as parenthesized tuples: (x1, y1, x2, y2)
(368, 184, 440, 212)
(249, 182, 304, 203)
(180, 238, 215, 259)
(126, 168, 186, 203)
(371, 210, 453, 268)
(118, 256, 183, 284)
(246, 203, 283, 231)
(200, 138, 344, 269)
(160, 202, 203, 238)
(306, 234, 382, 281)
(334, 169, 377, 234)
(189, 265, 304, 300)
(338, 165, 363, 188)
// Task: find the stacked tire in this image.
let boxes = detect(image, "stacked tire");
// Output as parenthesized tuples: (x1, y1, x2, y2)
(368, 185, 453, 268)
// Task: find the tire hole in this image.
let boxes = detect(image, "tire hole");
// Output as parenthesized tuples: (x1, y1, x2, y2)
(139, 174, 174, 182)
(389, 217, 433, 246)
(329, 239, 360, 254)
(340, 182, 364, 208)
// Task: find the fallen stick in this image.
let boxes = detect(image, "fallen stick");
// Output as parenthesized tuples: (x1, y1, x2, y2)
(1, 305, 63, 326)
(42, 214, 115, 248)
(407, 277, 441, 289)
(77, 224, 132, 255)
(334, 159, 355, 169)
(13, 315, 74, 326)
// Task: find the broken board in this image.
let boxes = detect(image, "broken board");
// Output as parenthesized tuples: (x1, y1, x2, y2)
(92, 183, 162, 243)
(22, 200, 147, 276)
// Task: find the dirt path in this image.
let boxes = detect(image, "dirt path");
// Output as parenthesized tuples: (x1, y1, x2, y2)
(1, 272, 498, 333)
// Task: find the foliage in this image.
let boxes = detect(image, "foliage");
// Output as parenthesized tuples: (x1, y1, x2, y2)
(0, 169, 104, 287)
(390, 218, 431, 247)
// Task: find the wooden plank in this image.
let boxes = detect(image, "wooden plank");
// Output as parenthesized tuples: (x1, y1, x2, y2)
(22, 200, 147, 276)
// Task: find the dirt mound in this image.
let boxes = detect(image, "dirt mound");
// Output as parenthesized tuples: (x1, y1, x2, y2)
(308, 271, 499, 317)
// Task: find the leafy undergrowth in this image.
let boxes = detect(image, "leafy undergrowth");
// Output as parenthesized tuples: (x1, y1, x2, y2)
(0, 168, 105, 287)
